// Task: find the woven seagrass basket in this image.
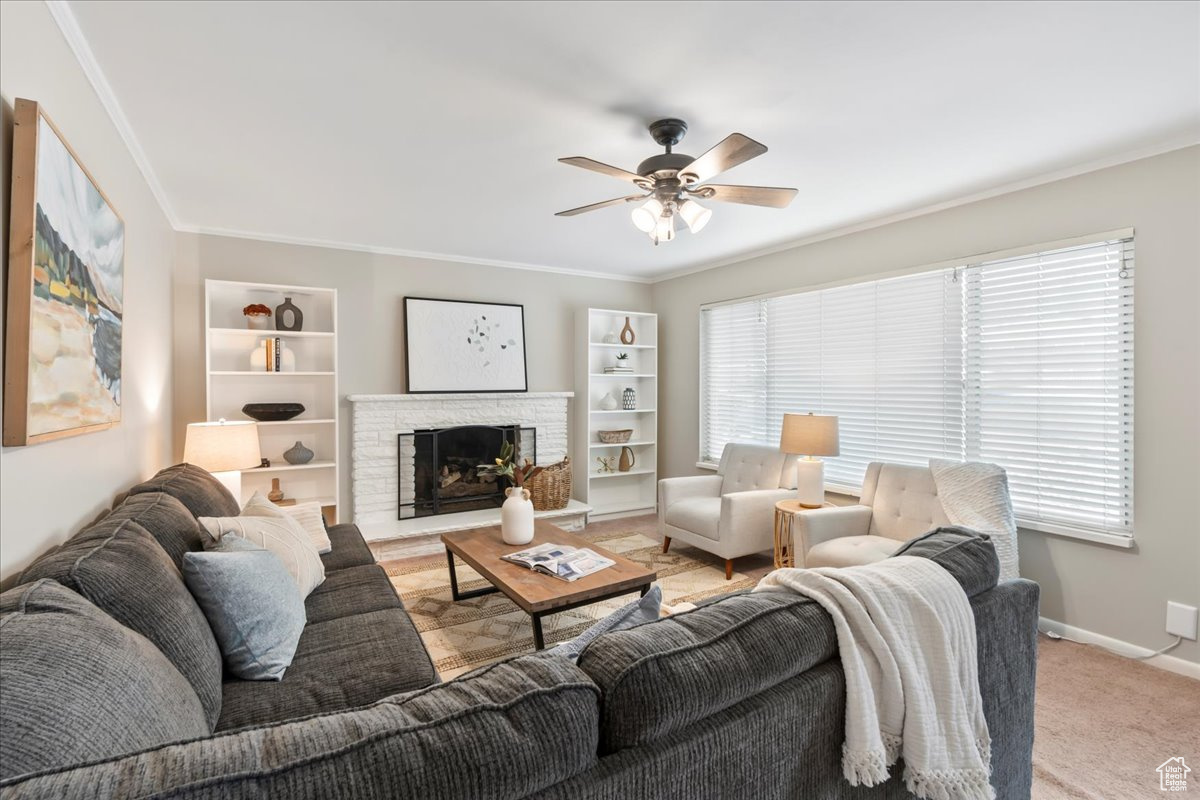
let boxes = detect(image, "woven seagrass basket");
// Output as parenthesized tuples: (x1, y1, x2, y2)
(526, 457, 572, 511)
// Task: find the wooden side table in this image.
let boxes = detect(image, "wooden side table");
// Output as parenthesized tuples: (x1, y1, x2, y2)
(773, 500, 834, 568)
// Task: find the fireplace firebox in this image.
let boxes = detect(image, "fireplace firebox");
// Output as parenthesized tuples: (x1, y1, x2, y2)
(398, 424, 536, 518)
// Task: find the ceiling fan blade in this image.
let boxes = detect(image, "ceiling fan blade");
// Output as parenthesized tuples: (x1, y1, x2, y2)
(677, 133, 767, 184)
(558, 157, 648, 185)
(695, 184, 798, 208)
(555, 195, 645, 217)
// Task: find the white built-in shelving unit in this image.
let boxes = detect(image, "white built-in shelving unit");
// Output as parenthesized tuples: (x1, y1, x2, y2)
(204, 280, 339, 521)
(574, 308, 658, 516)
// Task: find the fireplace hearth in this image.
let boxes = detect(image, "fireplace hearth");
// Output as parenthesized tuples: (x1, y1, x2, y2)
(399, 424, 536, 518)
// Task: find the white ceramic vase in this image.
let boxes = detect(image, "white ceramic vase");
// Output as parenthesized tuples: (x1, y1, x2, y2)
(599, 392, 620, 410)
(248, 339, 296, 372)
(501, 486, 535, 545)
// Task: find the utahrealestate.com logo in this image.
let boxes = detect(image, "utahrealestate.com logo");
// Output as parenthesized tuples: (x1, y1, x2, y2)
(1158, 757, 1191, 792)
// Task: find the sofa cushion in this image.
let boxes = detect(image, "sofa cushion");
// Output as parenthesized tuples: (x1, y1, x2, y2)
(0, 580, 208, 782)
(183, 537, 308, 681)
(199, 510, 326, 597)
(19, 516, 224, 730)
(104, 490, 203, 570)
(577, 590, 836, 752)
(304, 564, 404, 625)
(128, 462, 240, 518)
(1, 652, 600, 800)
(320, 522, 376, 571)
(216, 606, 438, 731)
(891, 525, 1000, 597)
(664, 497, 721, 540)
(805, 534, 904, 568)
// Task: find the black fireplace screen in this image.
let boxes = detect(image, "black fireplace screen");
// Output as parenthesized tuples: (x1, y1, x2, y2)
(398, 424, 536, 518)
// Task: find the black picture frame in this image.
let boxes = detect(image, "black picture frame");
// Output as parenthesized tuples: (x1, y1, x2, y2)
(403, 296, 529, 393)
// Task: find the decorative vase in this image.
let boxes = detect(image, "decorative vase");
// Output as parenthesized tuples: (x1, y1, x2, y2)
(599, 391, 620, 410)
(619, 316, 636, 345)
(622, 387, 637, 410)
(283, 440, 314, 465)
(501, 487, 535, 545)
(602, 331, 619, 344)
(249, 339, 296, 372)
(275, 297, 304, 332)
(618, 446, 636, 473)
(246, 314, 271, 330)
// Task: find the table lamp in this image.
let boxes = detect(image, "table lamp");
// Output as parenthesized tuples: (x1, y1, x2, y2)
(183, 419, 261, 502)
(779, 413, 840, 508)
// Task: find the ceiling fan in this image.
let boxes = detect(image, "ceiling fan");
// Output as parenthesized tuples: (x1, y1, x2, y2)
(556, 118, 797, 245)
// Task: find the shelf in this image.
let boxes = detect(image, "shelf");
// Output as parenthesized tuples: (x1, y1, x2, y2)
(591, 467, 655, 479)
(277, 496, 337, 507)
(591, 408, 656, 414)
(590, 308, 657, 318)
(590, 373, 656, 378)
(252, 460, 335, 474)
(255, 418, 337, 426)
(211, 327, 335, 338)
(211, 371, 335, 376)
(590, 440, 655, 448)
(589, 343, 656, 349)
(591, 500, 656, 515)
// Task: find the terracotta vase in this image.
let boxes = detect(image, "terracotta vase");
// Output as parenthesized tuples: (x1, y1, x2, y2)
(618, 446, 636, 473)
(619, 316, 636, 344)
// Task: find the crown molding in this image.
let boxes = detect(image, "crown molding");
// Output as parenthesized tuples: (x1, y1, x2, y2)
(44, 0, 180, 227)
(174, 224, 656, 284)
(651, 135, 1200, 284)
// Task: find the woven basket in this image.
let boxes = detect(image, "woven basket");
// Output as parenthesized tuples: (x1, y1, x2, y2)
(597, 429, 633, 444)
(526, 457, 572, 511)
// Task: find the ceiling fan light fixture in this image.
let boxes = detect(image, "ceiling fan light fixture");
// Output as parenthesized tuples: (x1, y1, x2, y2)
(679, 199, 712, 233)
(652, 212, 676, 245)
(631, 198, 664, 233)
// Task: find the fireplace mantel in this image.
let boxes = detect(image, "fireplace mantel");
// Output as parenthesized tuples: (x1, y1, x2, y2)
(349, 392, 582, 540)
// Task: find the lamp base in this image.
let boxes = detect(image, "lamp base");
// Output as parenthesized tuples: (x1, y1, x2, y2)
(794, 458, 825, 508)
(211, 470, 243, 504)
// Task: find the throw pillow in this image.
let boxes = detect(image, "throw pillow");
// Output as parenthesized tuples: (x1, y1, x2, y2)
(198, 506, 325, 596)
(552, 584, 662, 662)
(182, 537, 307, 681)
(242, 492, 332, 554)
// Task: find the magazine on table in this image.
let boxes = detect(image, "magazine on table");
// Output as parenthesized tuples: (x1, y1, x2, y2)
(501, 543, 615, 582)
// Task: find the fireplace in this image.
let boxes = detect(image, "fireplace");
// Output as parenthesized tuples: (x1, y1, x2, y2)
(399, 424, 536, 518)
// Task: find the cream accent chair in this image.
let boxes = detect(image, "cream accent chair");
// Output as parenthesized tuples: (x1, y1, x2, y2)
(796, 462, 952, 568)
(658, 443, 795, 580)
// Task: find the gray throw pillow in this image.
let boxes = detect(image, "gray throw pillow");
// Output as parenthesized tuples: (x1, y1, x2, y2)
(553, 584, 662, 662)
(182, 537, 307, 681)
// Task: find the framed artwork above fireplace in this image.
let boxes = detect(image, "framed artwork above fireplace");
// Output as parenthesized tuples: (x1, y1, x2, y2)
(404, 297, 528, 393)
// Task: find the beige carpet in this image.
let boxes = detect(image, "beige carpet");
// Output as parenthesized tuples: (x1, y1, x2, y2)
(380, 514, 1199, 796)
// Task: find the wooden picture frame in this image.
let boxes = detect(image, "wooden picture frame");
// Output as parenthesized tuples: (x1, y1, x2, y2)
(403, 297, 528, 393)
(4, 99, 126, 446)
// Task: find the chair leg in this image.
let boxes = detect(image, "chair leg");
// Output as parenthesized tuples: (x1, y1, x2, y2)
(725, 559, 733, 580)
(661, 536, 671, 554)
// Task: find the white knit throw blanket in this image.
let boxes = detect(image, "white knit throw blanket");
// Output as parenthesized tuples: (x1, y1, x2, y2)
(929, 458, 1019, 582)
(755, 557, 994, 800)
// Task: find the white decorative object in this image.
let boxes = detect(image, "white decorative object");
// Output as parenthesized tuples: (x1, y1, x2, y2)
(602, 331, 619, 344)
(248, 339, 296, 372)
(501, 486, 535, 545)
(404, 298, 527, 392)
(929, 458, 1020, 581)
(599, 391, 620, 410)
(779, 413, 840, 508)
(198, 496, 327, 597)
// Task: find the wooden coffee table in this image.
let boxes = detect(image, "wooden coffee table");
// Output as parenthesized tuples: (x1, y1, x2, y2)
(441, 519, 657, 650)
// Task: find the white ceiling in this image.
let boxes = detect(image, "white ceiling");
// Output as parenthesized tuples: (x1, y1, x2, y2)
(64, 0, 1200, 281)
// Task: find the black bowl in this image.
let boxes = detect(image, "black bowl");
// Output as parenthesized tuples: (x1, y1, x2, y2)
(242, 402, 305, 422)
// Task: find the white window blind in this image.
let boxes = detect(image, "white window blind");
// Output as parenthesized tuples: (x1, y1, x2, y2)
(699, 235, 1135, 541)
(964, 239, 1134, 537)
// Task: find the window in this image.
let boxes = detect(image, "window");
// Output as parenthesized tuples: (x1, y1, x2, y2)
(699, 235, 1135, 541)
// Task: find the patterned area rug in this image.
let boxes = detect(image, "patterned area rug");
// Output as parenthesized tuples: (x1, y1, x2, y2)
(379, 515, 775, 679)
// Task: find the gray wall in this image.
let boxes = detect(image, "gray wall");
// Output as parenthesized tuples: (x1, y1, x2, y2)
(653, 146, 1200, 665)
(0, 1, 176, 581)
(172, 233, 655, 517)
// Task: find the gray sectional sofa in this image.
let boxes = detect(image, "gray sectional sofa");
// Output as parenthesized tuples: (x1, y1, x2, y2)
(0, 464, 1039, 799)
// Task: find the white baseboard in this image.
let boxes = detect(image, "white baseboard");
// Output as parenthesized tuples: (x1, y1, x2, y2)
(1038, 617, 1200, 680)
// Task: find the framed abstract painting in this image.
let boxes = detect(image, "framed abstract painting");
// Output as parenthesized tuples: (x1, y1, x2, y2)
(4, 99, 125, 446)
(403, 297, 528, 393)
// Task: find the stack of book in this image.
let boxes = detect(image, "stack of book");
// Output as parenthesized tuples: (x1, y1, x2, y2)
(604, 365, 634, 374)
(260, 337, 284, 372)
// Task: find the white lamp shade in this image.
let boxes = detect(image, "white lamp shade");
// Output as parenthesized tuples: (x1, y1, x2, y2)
(652, 213, 676, 243)
(779, 413, 840, 457)
(678, 199, 712, 233)
(631, 198, 664, 233)
(183, 421, 262, 472)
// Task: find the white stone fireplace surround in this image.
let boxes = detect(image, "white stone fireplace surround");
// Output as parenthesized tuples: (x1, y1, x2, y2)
(348, 393, 585, 541)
